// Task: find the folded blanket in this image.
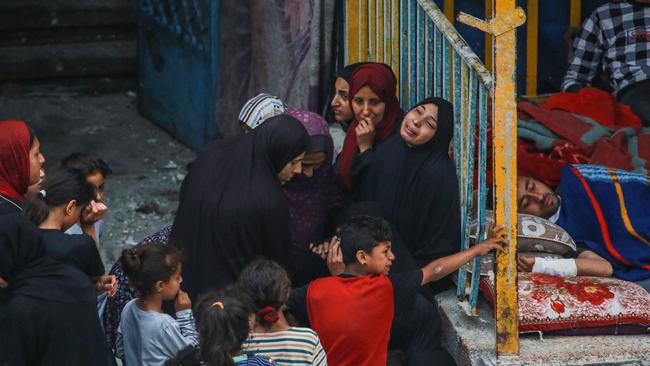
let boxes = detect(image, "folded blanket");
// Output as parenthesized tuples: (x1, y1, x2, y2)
(517, 101, 650, 187)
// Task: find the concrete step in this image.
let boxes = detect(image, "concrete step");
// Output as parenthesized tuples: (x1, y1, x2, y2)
(435, 289, 650, 366)
(0, 25, 136, 48)
(0, 0, 135, 30)
(0, 40, 136, 81)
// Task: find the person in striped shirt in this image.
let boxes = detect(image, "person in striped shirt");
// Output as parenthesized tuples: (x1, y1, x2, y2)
(238, 259, 328, 366)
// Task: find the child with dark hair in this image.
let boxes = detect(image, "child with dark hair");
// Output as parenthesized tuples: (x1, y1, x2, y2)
(194, 289, 276, 366)
(288, 215, 506, 366)
(237, 259, 327, 366)
(61, 152, 111, 244)
(22, 168, 116, 295)
(116, 243, 199, 366)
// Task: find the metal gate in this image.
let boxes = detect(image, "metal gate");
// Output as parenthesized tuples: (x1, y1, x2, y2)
(137, 0, 220, 149)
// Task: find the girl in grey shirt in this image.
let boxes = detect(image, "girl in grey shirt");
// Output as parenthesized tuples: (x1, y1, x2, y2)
(115, 243, 198, 366)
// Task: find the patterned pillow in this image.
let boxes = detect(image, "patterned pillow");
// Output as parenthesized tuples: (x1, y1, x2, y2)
(480, 273, 650, 334)
(470, 210, 576, 255)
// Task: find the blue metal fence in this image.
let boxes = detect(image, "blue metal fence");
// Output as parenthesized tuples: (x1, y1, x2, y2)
(137, 0, 220, 149)
(345, 0, 493, 313)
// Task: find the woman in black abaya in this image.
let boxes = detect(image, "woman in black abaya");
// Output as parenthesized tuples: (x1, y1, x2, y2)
(0, 214, 107, 366)
(170, 115, 309, 299)
(354, 97, 461, 294)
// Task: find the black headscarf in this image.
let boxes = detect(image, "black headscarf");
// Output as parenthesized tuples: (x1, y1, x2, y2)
(362, 97, 461, 265)
(171, 115, 310, 299)
(0, 214, 107, 366)
(336, 62, 368, 84)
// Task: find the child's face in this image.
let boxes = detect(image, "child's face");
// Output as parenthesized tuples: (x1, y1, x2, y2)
(86, 172, 106, 203)
(359, 241, 395, 275)
(159, 263, 183, 301)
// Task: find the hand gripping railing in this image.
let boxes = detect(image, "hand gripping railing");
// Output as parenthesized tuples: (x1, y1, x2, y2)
(344, 0, 524, 356)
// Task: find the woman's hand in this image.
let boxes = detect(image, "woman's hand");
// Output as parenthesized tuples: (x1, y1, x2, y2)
(95, 275, 118, 297)
(356, 118, 376, 153)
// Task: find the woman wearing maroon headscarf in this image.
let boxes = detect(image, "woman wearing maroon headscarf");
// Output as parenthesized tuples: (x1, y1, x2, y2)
(0, 120, 46, 216)
(337, 63, 403, 192)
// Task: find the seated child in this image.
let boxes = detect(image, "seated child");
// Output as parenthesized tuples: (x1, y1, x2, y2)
(22, 168, 116, 296)
(61, 152, 111, 245)
(237, 259, 327, 366)
(116, 243, 198, 366)
(194, 289, 277, 366)
(288, 215, 505, 366)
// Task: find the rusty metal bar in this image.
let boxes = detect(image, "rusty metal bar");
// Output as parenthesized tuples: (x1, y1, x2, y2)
(492, 0, 520, 356)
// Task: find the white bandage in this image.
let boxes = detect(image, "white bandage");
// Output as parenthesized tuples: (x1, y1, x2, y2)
(531, 257, 577, 277)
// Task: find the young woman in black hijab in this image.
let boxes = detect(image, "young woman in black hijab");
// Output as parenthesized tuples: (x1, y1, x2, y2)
(170, 115, 309, 299)
(0, 214, 107, 366)
(353, 97, 461, 294)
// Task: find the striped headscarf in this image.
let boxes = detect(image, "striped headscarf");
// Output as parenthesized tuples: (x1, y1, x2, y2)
(238, 93, 288, 130)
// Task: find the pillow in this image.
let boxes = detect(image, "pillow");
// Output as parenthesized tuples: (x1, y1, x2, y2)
(480, 273, 650, 334)
(470, 210, 576, 255)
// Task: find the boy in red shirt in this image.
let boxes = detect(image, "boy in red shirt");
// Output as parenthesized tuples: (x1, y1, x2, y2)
(287, 215, 505, 366)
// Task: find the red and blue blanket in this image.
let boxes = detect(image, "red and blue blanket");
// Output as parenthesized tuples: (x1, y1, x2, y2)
(558, 165, 650, 282)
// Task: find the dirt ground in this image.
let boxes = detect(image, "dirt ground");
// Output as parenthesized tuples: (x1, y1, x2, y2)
(0, 92, 196, 269)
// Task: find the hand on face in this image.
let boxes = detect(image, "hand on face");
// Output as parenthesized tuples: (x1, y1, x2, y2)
(175, 289, 192, 312)
(355, 118, 376, 153)
(351, 86, 386, 129)
(81, 200, 108, 225)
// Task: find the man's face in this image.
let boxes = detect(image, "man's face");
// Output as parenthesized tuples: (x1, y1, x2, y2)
(516, 176, 560, 219)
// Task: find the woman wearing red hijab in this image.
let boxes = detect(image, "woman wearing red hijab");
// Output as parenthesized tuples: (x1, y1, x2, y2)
(338, 63, 403, 191)
(0, 120, 46, 216)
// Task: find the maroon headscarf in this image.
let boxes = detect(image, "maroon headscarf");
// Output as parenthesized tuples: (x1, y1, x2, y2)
(338, 64, 403, 190)
(0, 120, 32, 201)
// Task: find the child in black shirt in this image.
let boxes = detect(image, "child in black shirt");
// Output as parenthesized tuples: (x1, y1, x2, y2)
(23, 168, 116, 295)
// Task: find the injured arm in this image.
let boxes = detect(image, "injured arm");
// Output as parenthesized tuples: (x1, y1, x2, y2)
(517, 250, 613, 277)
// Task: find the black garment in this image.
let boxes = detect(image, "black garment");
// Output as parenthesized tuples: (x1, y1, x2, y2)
(389, 294, 455, 366)
(0, 214, 107, 366)
(41, 229, 104, 278)
(618, 79, 650, 126)
(171, 115, 309, 299)
(287, 270, 424, 327)
(355, 98, 461, 264)
(0, 194, 21, 216)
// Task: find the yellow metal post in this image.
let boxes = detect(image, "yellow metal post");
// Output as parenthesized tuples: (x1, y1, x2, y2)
(493, 0, 520, 356)
(570, 0, 581, 28)
(459, 0, 524, 357)
(485, 0, 493, 72)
